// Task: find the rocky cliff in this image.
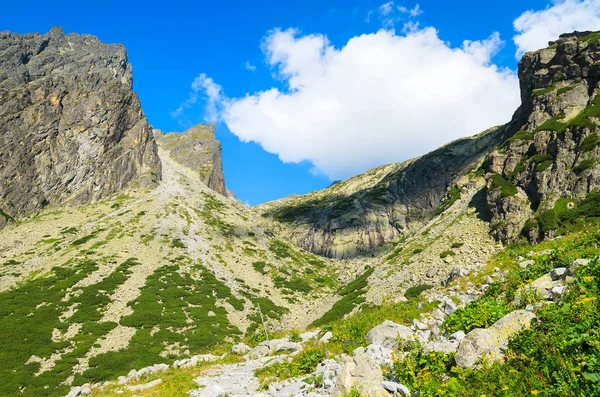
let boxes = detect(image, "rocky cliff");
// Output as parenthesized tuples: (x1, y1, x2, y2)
(262, 31, 600, 257)
(484, 31, 600, 242)
(0, 26, 161, 229)
(154, 123, 227, 196)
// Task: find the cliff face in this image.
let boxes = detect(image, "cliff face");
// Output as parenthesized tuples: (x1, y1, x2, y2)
(485, 31, 600, 242)
(154, 123, 227, 196)
(260, 125, 509, 258)
(263, 31, 600, 258)
(0, 26, 161, 228)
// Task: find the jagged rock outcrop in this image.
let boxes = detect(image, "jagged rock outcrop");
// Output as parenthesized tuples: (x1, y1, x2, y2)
(484, 31, 600, 242)
(154, 123, 227, 196)
(0, 26, 161, 229)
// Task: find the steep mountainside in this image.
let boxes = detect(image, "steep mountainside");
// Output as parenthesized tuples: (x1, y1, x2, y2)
(154, 123, 227, 196)
(484, 31, 600, 242)
(261, 31, 600, 258)
(0, 26, 161, 230)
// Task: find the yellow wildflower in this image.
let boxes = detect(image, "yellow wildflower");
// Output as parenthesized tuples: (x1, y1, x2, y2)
(502, 386, 509, 391)
(531, 390, 540, 395)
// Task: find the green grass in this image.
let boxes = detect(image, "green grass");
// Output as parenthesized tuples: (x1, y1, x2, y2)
(489, 174, 518, 198)
(0, 207, 15, 222)
(504, 130, 535, 146)
(536, 95, 600, 134)
(433, 188, 461, 217)
(557, 84, 576, 96)
(574, 159, 595, 174)
(388, 224, 600, 396)
(311, 267, 374, 327)
(255, 346, 326, 386)
(404, 284, 433, 299)
(581, 133, 599, 153)
(81, 261, 241, 384)
(71, 233, 97, 246)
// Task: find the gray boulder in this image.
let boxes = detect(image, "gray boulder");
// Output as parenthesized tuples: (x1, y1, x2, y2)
(455, 310, 536, 368)
(366, 321, 414, 350)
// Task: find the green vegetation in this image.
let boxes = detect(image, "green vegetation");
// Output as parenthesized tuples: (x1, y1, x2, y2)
(451, 242, 464, 249)
(0, 259, 101, 396)
(504, 130, 535, 147)
(311, 267, 374, 327)
(440, 250, 456, 259)
(443, 297, 511, 334)
(268, 197, 331, 223)
(323, 298, 437, 354)
(557, 84, 576, 96)
(536, 95, 600, 134)
(255, 347, 326, 385)
(523, 191, 600, 237)
(574, 158, 595, 174)
(252, 261, 269, 274)
(0, 207, 15, 222)
(404, 284, 433, 300)
(71, 232, 97, 246)
(489, 174, 518, 198)
(82, 261, 240, 383)
(581, 132, 600, 152)
(433, 188, 461, 216)
(386, 224, 600, 396)
(533, 85, 556, 96)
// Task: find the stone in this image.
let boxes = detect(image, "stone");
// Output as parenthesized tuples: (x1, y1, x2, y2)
(455, 310, 536, 368)
(572, 258, 591, 269)
(443, 301, 457, 315)
(0, 27, 161, 230)
(320, 331, 333, 344)
(424, 340, 459, 354)
(332, 352, 387, 397)
(449, 331, 466, 342)
(381, 381, 411, 397)
(551, 285, 566, 299)
(127, 379, 162, 392)
(519, 260, 535, 269)
(365, 344, 394, 366)
(154, 124, 227, 196)
(550, 268, 567, 281)
(117, 376, 127, 385)
(366, 321, 414, 350)
(127, 369, 137, 379)
(232, 343, 251, 354)
(412, 319, 429, 331)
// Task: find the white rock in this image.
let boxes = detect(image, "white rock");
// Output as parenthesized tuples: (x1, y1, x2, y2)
(319, 331, 333, 344)
(232, 342, 251, 354)
(366, 320, 414, 350)
(381, 381, 411, 396)
(117, 376, 127, 385)
(550, 267, 567, 281)
(127, 369, 137, 379)
(449, 330, 466, 342)
(365, 344, 394, 366)
(519, 260, 535, 269)
(127, 379, 162, 392)
(443, 301, 457, 315)
(412, 319, 428, 331)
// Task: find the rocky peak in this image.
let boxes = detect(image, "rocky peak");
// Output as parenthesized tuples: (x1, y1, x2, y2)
(0, 26, 161, 229)
(154, 123, 227, 196)
(485, 30, 600, 242)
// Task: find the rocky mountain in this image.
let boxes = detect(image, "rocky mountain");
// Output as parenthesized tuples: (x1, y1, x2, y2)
(154, 123, 227, 196)
(484, 31, 600, 243)
(0, 26, 161, 230)
(1, 26, 600, 397)
(261, 31, 600, 258)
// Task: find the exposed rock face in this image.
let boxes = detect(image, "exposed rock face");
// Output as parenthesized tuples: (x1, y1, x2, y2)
(485, 31, 600, 242)
(263, 31, 600, 256)
(0, 26, 161, 229)
(455, 310, 536, 368)
(154, 123, 227, 195)
(261, 126, 508, 258)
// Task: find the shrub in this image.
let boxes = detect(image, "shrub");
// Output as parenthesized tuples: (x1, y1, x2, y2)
(489, 174, 518, 198)
(404, 284, 433, 299)
(439, 250, 456, 259)
(451, 242, 464, 249)
(443, 297, 512, 334)
(581, 133, 600, 152)
(574, 159, 595, 174)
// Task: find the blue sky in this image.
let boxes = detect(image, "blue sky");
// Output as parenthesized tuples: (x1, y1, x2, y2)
(3, 0, 600, 205)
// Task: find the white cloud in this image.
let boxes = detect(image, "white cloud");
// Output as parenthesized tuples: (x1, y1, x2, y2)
(173, 73, 224, 121)
(187, 27, 519, 180)
(513, 0, 600, 57)
(367, 1, 422, 28)
(379, 1, 394, 16)
(244, 61, 257, 72)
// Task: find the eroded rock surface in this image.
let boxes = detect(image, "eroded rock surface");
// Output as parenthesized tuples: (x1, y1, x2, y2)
(0, 26, 161, 229)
